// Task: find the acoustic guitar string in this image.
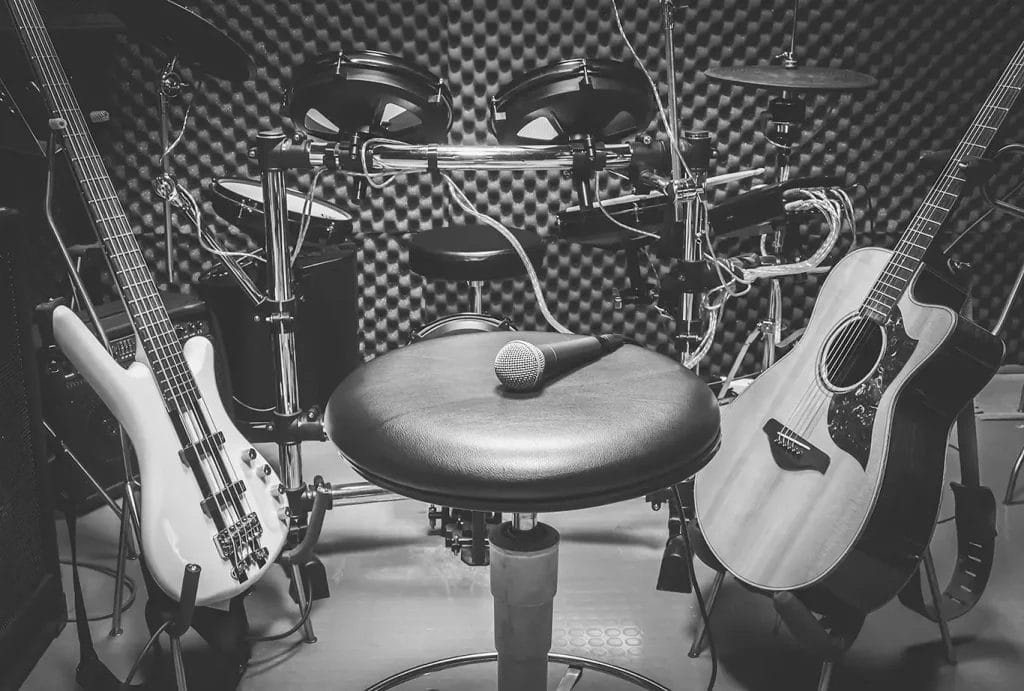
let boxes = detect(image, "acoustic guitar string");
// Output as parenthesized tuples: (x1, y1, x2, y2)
(788, 67, 1024, 441)
(786, 48, 1024, 441)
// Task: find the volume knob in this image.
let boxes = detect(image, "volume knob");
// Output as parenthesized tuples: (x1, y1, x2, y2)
(241, 447, 257, 466)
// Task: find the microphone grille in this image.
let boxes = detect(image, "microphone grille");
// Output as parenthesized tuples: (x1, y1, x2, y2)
(494, 340, 545, 392)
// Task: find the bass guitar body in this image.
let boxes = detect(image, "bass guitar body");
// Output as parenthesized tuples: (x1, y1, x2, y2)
(52, 306, 288, 606)
(694, 247, 1003, 614)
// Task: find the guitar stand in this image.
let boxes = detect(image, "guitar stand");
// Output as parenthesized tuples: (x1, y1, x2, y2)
(941, 143, 1024, 503)
(131, 564, 202, 691)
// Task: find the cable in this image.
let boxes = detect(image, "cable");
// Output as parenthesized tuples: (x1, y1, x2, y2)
(162, 99, 194, 160)
(291, 167, 326, 264)
(248, 599, 313, 643)
(247, 582, 315, 643)
(737, 188, 853, 280)
(609, 0, 696, 185)
(672, 484, 717, 691)
(357, 137, 408, 187)
(123, 621, 170, 685)
(441, 174, 573, 334)
(232, 396, 277, 413)
(58, 558, 137, 622)
(593, 180, 662, 240)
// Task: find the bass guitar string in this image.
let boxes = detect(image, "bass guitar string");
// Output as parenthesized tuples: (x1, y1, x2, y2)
(11, 1, 253, 569)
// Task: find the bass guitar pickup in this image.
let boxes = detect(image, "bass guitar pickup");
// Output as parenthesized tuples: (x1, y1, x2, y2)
(178, 431, 226, 468)
(763, 419, 830, 474)
(200, 480, 247, 518)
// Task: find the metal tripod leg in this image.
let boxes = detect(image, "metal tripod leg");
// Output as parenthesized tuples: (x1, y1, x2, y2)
(169, 635, 188, 691)
(555, 665, 585, 690)
(110, 431, 142, 636)
(1005, 444, 1024, 505)
(109, 492, 133, 636)
(816, 660, 834, 691)
(922, 547, 957, 664)
(688, 570, 725, 657)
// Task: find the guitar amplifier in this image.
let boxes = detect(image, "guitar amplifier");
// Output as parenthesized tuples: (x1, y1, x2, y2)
(38, 292, 232, 515)
(0, 208, 66, 689)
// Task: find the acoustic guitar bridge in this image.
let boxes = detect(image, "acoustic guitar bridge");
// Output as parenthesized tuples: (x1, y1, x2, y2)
(763, 419, 830, 474)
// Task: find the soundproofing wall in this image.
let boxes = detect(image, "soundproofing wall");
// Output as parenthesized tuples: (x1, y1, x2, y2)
(97, 0, 1024, 375)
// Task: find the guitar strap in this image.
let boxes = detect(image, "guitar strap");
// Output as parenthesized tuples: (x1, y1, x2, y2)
(65, 509, 251, 690)
(897, 416, 998, 622)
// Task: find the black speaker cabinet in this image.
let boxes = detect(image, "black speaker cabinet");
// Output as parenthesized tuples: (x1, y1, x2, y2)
(38, 292, 232, 516)
(197, 244, 361, 422)
(0, 208, 66, 689)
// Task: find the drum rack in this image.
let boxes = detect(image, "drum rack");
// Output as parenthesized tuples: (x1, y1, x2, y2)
(245, 0, 717, 645)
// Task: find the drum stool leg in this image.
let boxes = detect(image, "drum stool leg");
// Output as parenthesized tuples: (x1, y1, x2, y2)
(364, 516, 672, 690)
(490, 520, 560, 690)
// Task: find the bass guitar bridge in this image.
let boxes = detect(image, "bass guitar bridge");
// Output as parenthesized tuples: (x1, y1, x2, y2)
(214, 512, 267, 582)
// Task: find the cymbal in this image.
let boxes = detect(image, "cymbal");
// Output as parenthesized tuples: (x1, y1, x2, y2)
(109, 0, 253, 83)
(705, 64, 877, 92)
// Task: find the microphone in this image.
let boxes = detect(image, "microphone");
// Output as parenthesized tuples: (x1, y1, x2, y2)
(493, 335, 625, 392)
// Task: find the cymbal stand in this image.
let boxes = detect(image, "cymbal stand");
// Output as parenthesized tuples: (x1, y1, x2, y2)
(156, 57, 185, 287)
(657, 0, 710, 367)
(689, 48, 812, 662)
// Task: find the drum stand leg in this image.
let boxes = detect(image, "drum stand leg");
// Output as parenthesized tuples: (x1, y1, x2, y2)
(816, 660, 834, 691)
(688, 569, 725, 657)
(1005, 444, 1024, 505)
(255, 131, 405, 645)
(922, 548, 957, 665)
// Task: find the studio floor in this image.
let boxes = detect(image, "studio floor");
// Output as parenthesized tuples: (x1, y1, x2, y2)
(22, 370, 1024, 691)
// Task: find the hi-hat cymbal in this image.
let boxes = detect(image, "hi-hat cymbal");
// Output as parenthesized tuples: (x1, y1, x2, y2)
(110, 0, 253, 83)
(705, 64, 877, 92)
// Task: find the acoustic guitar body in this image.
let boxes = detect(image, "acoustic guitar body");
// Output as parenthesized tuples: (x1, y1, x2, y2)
(694, 247, 1003, 614)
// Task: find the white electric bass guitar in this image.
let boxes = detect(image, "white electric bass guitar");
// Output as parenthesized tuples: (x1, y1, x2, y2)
(7, 0, 287, 605)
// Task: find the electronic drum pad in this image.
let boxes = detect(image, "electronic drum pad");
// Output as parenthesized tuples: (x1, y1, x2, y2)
(489, 58, 657, 145)
(287, 50, 454, 144)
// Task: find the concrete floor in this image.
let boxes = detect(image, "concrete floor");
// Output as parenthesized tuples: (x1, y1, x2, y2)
(21, 371, 1024, 690)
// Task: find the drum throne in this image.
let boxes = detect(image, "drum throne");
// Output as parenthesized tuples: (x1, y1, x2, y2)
(326, 330, 721, 689)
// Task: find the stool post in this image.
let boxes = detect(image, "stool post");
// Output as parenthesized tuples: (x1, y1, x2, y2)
(471, 280, 484, 313)
(490, 520, 560, 691)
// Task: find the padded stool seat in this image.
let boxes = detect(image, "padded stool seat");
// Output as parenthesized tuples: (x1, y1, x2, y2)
(407, 224, 547, 282)
(326, 331, 720, 512)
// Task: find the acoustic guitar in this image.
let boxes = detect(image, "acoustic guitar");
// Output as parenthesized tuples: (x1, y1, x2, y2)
(6, 0, 287, 605)
(694, 42, 1023, 614)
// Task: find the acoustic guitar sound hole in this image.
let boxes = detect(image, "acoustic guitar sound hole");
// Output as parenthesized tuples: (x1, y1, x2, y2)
(821, 318, 885, 390)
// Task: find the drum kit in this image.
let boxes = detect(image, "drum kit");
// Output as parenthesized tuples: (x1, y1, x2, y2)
(108, 0, 879, 652)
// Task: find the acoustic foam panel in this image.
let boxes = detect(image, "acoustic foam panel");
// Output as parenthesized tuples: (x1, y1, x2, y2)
(98, 0, 1024, 375)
